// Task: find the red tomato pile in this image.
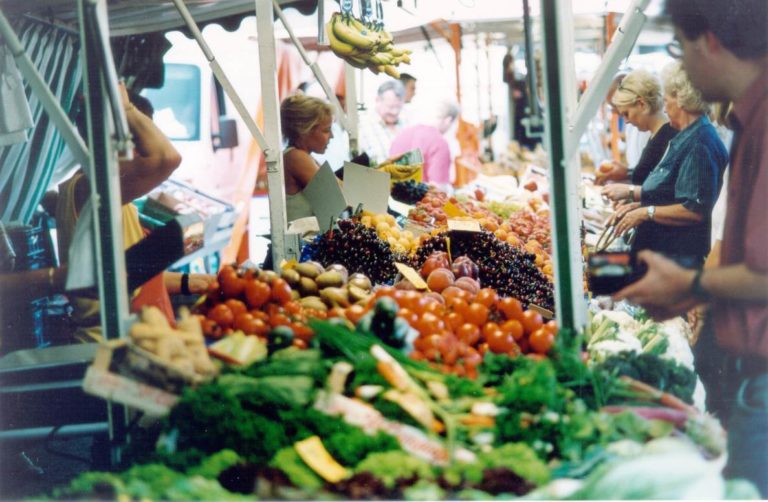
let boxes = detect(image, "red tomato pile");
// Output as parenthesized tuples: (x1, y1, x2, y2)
(367, 285, 558, 379)
(195, 265, 324, 349)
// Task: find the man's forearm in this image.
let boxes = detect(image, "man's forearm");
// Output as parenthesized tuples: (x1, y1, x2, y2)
(652, 204, 704, 226)
(701, 264, 768, 302)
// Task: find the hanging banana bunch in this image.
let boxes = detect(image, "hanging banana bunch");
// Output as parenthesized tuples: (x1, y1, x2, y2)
(326, 11, 412, 78)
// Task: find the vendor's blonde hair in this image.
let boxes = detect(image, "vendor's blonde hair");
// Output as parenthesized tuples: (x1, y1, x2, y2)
(280, 95, 333, 146)
(662, 61, 710, 115)
(611, 69, 663, 113)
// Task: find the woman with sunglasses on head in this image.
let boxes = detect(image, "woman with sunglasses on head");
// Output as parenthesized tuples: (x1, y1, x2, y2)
(601, 62, 728, 270)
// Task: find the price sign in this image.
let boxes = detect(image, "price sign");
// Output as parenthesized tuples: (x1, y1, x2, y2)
(395, 262, 429, 290)
(447, 219, 482, 233)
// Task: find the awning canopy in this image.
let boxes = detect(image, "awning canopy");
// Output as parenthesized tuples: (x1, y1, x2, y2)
(1, 0, 318, 37)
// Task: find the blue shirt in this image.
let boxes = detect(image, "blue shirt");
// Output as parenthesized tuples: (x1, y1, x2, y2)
(634, 115, 728, 260)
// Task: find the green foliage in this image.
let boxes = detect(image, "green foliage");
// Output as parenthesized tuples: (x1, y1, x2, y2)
(167, 384, 290, 464)
(355, 451, 435, 488)
(596, 351, 697, 404)
(269, 447, 324, 490)
(443, 443, 550, 487)
(444, 373, 485, 398)
(186, 449, 243, 479)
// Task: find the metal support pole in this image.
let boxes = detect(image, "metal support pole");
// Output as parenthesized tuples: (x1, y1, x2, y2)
(344, 62, 359, 155)
(171, 0, 270, 154)
(272, 0, 350, 132)
(566, 0, 650, 157)
(255, 0, 295, 265)
(0, 11, 90, 168)
(539, 0, 584, 331)
(78, 0, 129, 465)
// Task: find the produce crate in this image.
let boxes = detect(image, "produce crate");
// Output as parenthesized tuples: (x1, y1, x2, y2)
(82, 340, 202, 416)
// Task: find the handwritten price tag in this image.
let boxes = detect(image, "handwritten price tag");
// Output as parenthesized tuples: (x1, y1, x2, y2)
(395, 262, 429, 290)
(447, 219, 482, 232)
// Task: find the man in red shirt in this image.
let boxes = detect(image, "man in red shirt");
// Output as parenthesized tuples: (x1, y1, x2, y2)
(615, 0, 768, 494)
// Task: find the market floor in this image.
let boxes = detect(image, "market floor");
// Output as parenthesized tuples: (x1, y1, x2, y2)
(0, 435, 98, 500)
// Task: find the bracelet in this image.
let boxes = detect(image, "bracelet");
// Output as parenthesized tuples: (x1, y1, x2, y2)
(124, 102, 136, 113)
(181, 273, 191, 295)
(690, 269, 710, 301)
(48, 267, 55, 288)
(628, 186, 635, 203)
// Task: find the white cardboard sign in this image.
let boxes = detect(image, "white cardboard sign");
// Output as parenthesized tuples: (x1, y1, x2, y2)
(303, 161, 348, 232)
(343, 161, 391, 214)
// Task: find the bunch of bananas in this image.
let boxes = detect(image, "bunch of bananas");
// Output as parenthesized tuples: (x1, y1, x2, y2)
(377, 162, 423, 183)
(326, 12, 411, 78)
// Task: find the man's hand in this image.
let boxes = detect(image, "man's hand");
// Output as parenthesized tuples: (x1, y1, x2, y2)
(595, 160, 629, 185)
(613, 251, 702, 320)
(601, 183, 633, 203)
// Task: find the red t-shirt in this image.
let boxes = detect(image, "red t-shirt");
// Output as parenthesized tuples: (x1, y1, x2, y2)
(389, 125, 452, 184)
(713, 70, 768, 357)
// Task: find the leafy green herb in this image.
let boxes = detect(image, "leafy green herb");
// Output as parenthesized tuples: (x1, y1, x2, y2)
(355, 451, 435, 488)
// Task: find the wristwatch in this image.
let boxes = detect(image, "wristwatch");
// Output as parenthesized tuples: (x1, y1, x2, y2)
(646, 205, 656, 221)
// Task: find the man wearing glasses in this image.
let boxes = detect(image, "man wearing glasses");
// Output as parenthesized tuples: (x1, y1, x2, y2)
(616, 0, 768, 495)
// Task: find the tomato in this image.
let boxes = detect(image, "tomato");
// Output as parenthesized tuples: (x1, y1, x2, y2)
(397, 307, 418, 326)
(497, 297, 524, 321)
(500, 319, 524, 341)
(475, 288, 499, 308)
(441, 286, 465, 302)
(284, 301, 302, 316)
(529, 328, 555, 354)
(481, 322, 500, 340)
(486, 330, 515, 354)
(409, 350, 426, 361)
(456, 323, 481, 346)
(415, 312, 445, 336)
(438, 335, 460, 365)
(250, 309, 269, 321)
(251, 318, 270, 336)
(292, 338, 308, 349)
(327, 307, 346, 319)
(217, 265, 237, 284)
(234, 312, 259, 334)
(465, 303, 490, 326)
(422, 299, 446, 317)
(445, 312, 464, 332)
(446, 298, 469, 318)
(521, 310, 544, 335)
(477, 342, 490, 356)
(221, 273, 245, 299)
(269, 312, 291, 327)
(225, 299, 248, 318)
(462, 346, 483, 369)
(201, 318, 222, 338)
(208, 304, 234, 328)
(244, 280, 271, 309)
(544, 320, 559, 334)
(270, 278, 293, 305)
(291, 322, 315, 342)
(345, 304, 367, 324)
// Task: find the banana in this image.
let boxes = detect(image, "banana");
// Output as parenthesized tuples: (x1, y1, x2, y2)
(347, 54, 371, 69)
(332, 13, 379, 51)
(327, 20, 366, 57)
(388, 47, 409, 57)
(384, 65, 401, 79)
(367, 52, 392, 65)
(367, 63, 382, 75)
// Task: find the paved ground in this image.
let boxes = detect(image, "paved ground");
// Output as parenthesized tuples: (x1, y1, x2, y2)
(0, 435, 98, 500)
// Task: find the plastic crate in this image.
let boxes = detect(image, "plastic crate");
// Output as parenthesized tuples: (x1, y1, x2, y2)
(4, 215, 56, 271)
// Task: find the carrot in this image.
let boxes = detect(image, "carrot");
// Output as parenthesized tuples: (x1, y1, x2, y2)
(619, 376, 699, 416)
(459, 415, 495, 427)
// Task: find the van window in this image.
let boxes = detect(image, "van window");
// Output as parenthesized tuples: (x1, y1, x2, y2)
(142, 64, 201, 141)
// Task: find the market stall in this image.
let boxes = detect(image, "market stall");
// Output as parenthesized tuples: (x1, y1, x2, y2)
(0, 0, 760, 499)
